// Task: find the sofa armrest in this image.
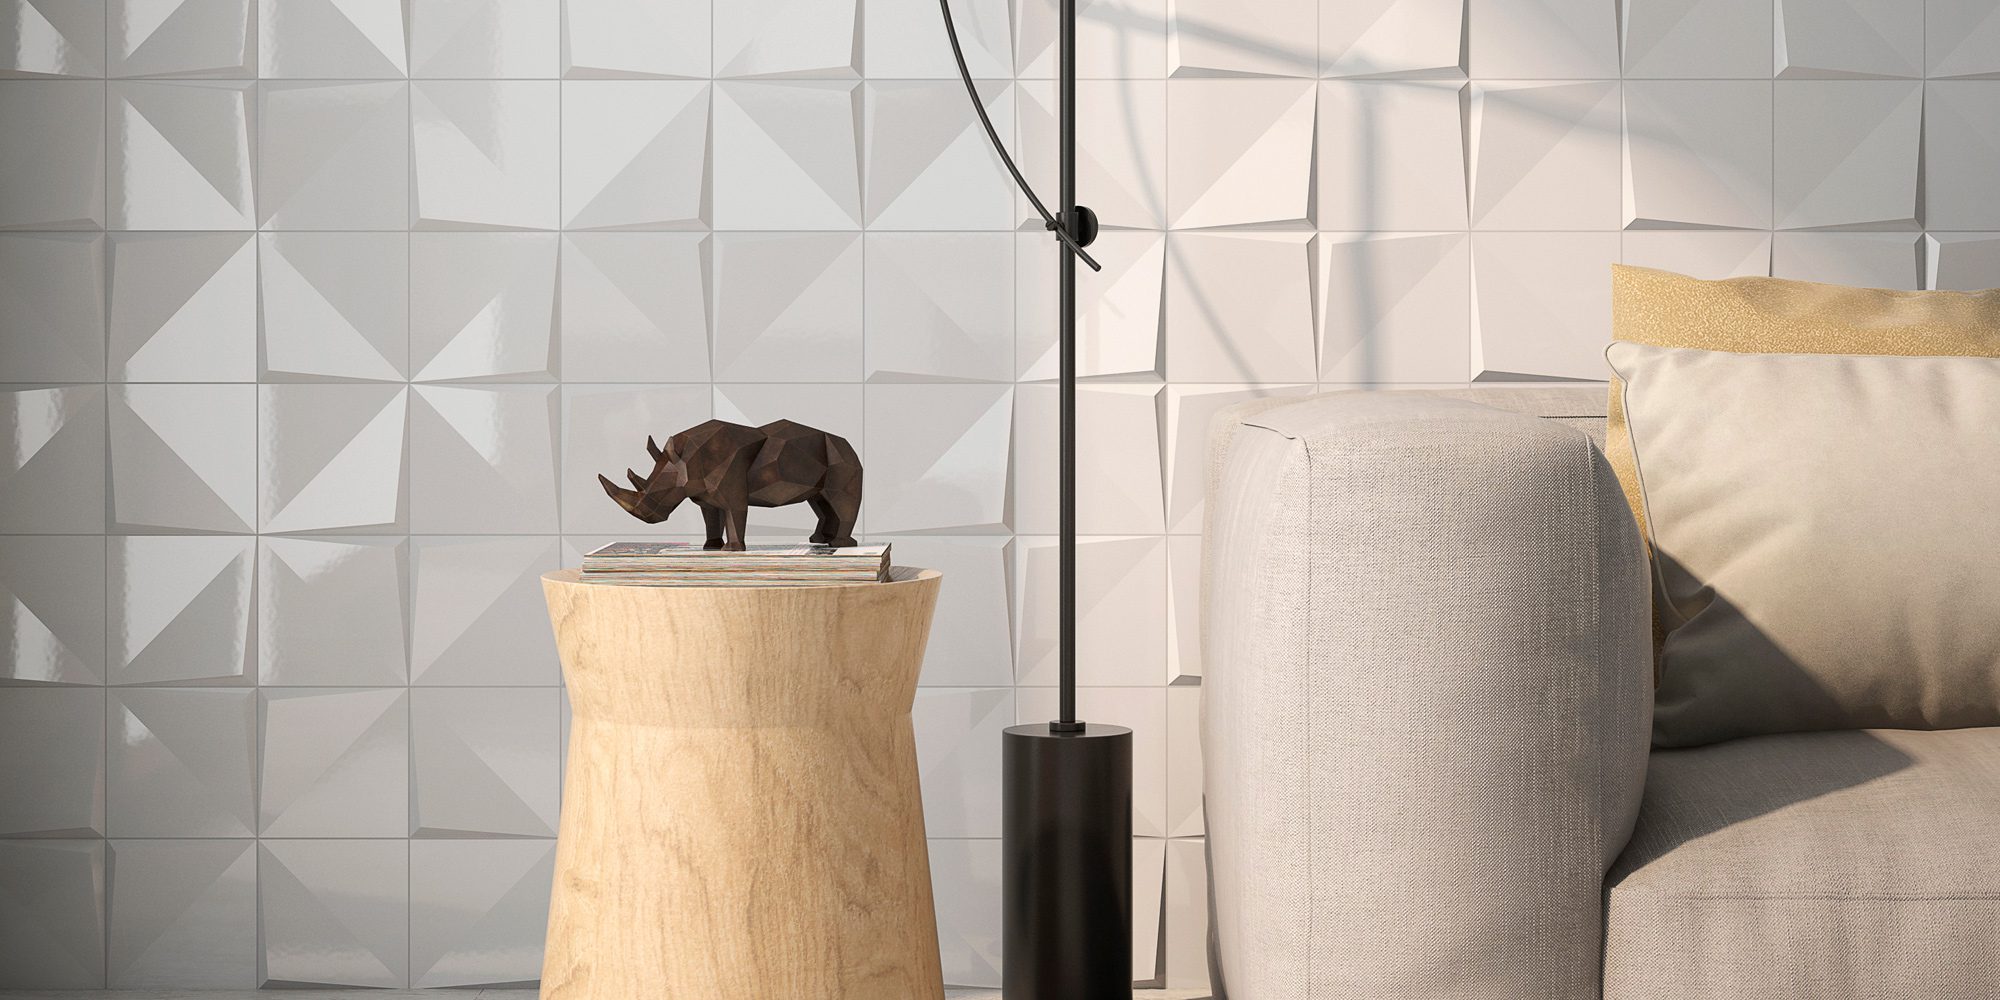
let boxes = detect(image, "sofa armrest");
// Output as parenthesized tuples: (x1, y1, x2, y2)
(1201, 391, 1651, 1000)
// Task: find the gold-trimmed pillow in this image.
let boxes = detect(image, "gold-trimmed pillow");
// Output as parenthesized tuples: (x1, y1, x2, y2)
(1606, 264, 2000, 535)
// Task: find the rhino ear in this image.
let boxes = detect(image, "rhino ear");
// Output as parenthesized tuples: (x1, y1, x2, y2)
(599, 474, 644, 515)
(647, 436, 665, 462)
(627, 469, 648, 491)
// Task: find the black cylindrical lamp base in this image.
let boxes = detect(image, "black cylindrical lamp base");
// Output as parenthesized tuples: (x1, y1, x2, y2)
(1002, 722, 1133, 1000)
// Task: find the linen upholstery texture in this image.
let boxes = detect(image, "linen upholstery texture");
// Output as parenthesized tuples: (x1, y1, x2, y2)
(1609, 345, 2000, 747)
(1605, 727, 2000, 999)
(1606, 264, 2000, 535)
(1201, 391, 1650, 999)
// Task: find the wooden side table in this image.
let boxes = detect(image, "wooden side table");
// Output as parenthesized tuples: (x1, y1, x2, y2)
(539, 567, 945, 1000)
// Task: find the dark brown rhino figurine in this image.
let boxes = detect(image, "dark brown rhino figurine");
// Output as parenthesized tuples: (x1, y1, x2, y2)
(598, 419, 861, 551)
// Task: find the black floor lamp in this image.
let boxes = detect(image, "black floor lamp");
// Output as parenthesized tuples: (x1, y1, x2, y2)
(937, 2, 1134, 998)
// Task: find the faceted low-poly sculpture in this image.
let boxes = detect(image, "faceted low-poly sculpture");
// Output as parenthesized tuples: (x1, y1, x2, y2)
(598, 419, 862, 550)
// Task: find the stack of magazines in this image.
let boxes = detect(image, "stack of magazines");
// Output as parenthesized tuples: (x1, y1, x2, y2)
(581, 541, 892, 586)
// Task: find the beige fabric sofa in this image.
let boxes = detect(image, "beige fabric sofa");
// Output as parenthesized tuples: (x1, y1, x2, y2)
(1200, 385, 2000, 1000)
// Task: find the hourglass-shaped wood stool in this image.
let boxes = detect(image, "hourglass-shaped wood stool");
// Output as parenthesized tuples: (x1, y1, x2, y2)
(539, 568, 945, 999)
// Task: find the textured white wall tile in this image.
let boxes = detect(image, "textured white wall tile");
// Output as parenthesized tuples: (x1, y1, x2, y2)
(108, 232, 256, 381)
(0, 841, 105, 988)
(715, 0, 860, 78)
(1318, 82, 1468, 230)
(109, 384, 257, 533)
(259, 537, 409, 685)
(562, 81, 709, 230)
(258, 384, 409, 533)
(1774, 80, 1921, 230)
(865, 80, 1014, 230)
(1017, 231, 1165, 380)
(0, 688, 105, 836)
(1622, 230, 1774, 278)
(109, 535, 254, 685)
(260, 232, 411, 381)
(0, 233, 104, 381)
(1623, 80, 1772, 230)
(1621, 0, 1772, 78)
(865, 383, 1012, 533)
(1772, 231, 1923, 289)
(714, 81, 862, 229)
(560, 384, 713, 535)
(1013, 383, 1166, 535)
(1014, 537, 1169, 689)
(110, 0, 253, 78)
(410, 386, 559, 533)
(867, 233, 1014, 382)
(258, 0, 409, 78)
(714, 382, 864, 534)
(412, 81, 560, 230)
(1165, 533, 1201, 682)
(258, 839, 410, 987)
(109, 80, 254, 230)
(1468, 0, 1619, 78)
(561, 233, 710, 382)
(1775, 0, 1921, 79)
(1017, 0, 1167, 79)
(868, 0, 1012, 78)
(882, 536, 1016, 687)
(0, 81, 104, 228)
(412, 687, 560, 837)
(410, 840, 553, 987)
(1, 0, 104, 77)
(258, 689, 410, 838)
(563, 0, 709, 78)
(411, 233, 559, 382)
(106, 839, 256, 988)
(927, 839, 1002, 987)
(1162, 384, 1313, 536)
(913, 688, 1012, 838)
(1927, 234, 2000, 291)
(1924, 82, 2000, 232)
(411, 0, 557, 78)
(1470, 81, 1622, 230)
(1017, 686, 1168, 838)
(108, 689, 257, 837)
(259, 81, 410, 230)
(1928, 0, 2000, 79)
(1321, 0, 1465, 78)
(711, 231, 864, 380)
(1166, 232, 1317, 381)
(0, 384, 105, 533)
(1168, 0, 1315, 77)
(0, 536, 107, 685)
(1470, 231, 1621, 380)
(1165, 685, 1202, 837)
(408, 535, 560, 685)
(1133, 835, 1166, 981)
(1318, 232, 1471, 383)
(1017, 80, 1166, 230)
(1162, 838, 1212, 988)
(1168, 79, 1315, 229)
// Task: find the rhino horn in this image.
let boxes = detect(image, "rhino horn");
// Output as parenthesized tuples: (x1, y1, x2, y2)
(647, 436, 665, 462)
(599, 474, 644, 515)
(627, 468, 648, 491)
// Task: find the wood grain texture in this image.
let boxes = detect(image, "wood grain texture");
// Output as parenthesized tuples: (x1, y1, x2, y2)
(540, 568, 945, 1000)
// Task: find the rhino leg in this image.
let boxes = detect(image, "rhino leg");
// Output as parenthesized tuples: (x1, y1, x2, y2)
(700, 503, 725, 550)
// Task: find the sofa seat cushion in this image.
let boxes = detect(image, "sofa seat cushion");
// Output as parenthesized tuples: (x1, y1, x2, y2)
(1605, 728, 2000, 999)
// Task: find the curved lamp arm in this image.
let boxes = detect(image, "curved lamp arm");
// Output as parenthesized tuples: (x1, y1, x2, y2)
(937, 0, 1103, 272)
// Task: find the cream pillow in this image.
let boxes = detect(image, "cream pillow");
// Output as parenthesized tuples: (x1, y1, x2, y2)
(1607, 343, 2000, 747)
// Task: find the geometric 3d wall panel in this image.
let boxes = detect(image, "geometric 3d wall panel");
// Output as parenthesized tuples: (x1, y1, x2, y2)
(562, 81, 709, 230)
(1013, 384, 1166, 535)
(1318, 82, 1467, 231)
(1168, 0, 1313, 77)
(713, 82, 863, 229)
(109, 384, 256, 533)
(1470, 81, 1622, 230)
(927, 839, 1001, 987)
(1167, 80, 1313, 229)
(2, 0, 104, 77)
(1928, 234, 2000, 292)
(258, 385, 408, 533)
(1924, 82, 2000, 232)
(1468, 0, 1618, 77)
(1622, 230, 1774, 280)
(1929, 0, 2000, 79)
(1776, 0, 1922, 79)
(0, 840, 105, 988)
(1321, 0, 1463, 78)
(1, 384, 105, 533)
(259, 839, 408, 988)
(411, 234, 558, 382)
(865, 0, 1010, 78)
(1622, 0, 1772, 78)
(1017, 231, 1164, 381)
(409, 535, 560, 686)
(1166, 232, 1315, 381)
(0, 232, 105, 381)
(410, 386, 559, 533)
(1015, 0, 1167, 80)
(880, 536, 1014, 687)
(0, 81, 105, 229)
(411, 839, 553, 987)
(1774, 80, 1922, 230)
(107, 232, 255, 381)
(1016, 80, 1165, 230)
(258, 537, 408, 686)
(1161, 385, 1312, 537)
(411, 688, 559, 838)
(0, 535, 106, 685)
(108, 689, 256, 837)
(714, 0, 860, 78)
(864, 384, 1012, 533)
(562, 234, 710, 381)
(711, 232, 864, 381)
(1318, 233, 1470, 383)
(564, 0, 709, 78)
(0, 688, 105, 837)
(412, 82, 560, 231)
(1014, 536, 1168, 689)
(107, 838, 256, 988)
(109, 81, 254, 231)
(259, 81, 408, 231)
(109, 0, 253, 77)
(866, 233, 1013, 382)
(259, 232, 410, 381)
(409, 0, 556, 78)
(257, 0, 410, 78)
(865, 81, 1013, 230)
(258, 688, 409, 837)
(1472, 232, 1622, 380)
(1772, 232, 1922, 290)
(559, 385, 712, 535)
(109, 535, 254, 685)
(1623, 81, 1772, 230)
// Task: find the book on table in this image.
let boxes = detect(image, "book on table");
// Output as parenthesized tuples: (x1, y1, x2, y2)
(581, 541, 892, 585)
